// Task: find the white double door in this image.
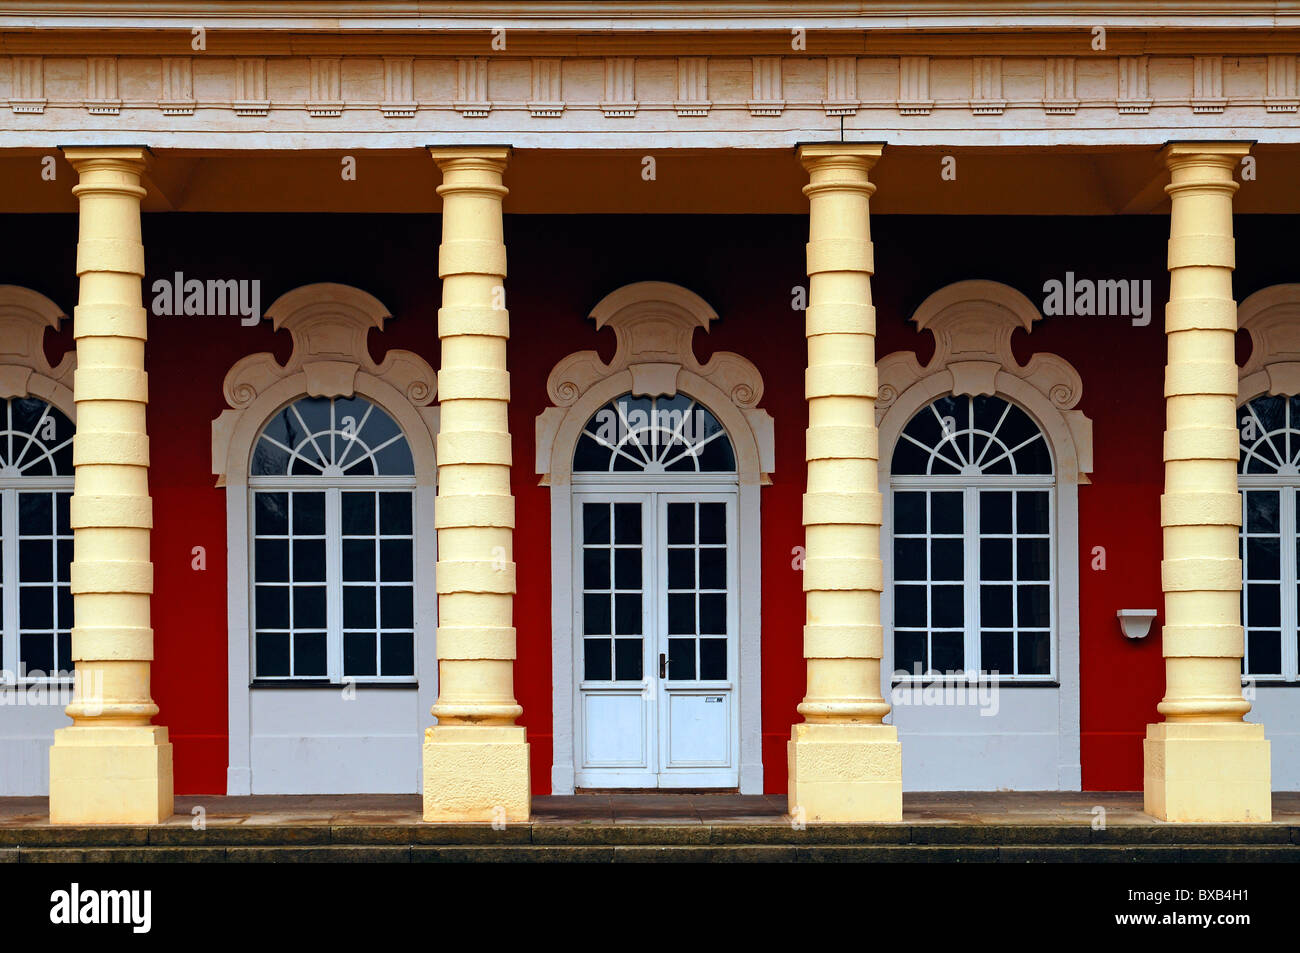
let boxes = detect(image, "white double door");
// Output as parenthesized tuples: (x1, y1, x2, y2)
(574, 488, 739, 788)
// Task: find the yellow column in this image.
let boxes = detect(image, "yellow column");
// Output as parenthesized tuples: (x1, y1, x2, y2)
(788, 144, 901, 823)
(1144, 142, 1271, 822)
(49, 147, 172, 824)
(423, 146, 529, 822)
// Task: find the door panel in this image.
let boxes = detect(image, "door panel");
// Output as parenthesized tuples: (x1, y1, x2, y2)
(575, 490, 739, 789)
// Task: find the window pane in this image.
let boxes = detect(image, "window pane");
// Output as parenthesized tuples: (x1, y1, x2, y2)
(668, 593, 695, 634)
(614, 638, 642, 681)
(668, 637, 695, 680)
(614, 503, 641, 544)
(344, 631, 377, 677)
(379, 493, 412, 535)
(255, 492, 289, 536)
(1016, 491, 1050, 535)
(292, 539, 326, 581)
(1246, 583, 1281, 628)
(1247, 630, 1282, 676)
(980, 539, 1012, 581)
(583, 548, 610, 590)
(699, 503, 726, 544)
(1017, 631, 1051, 676)
(699, 548, 726, 590)
(700, 638, 727, 679)
(980, 585, 1013, 628)
(930, 632, 964, 673)
(894, 538, 926, 581)
(614, 548, 640, 589)
(894, 631, 925, 677)
(380, 586, 414, 629)
(18, 493, 51, 535)
(894, 492, 926, 534)
(380, 632, 414, 677)
(1017, 586, 1051, 629)
(18, 539, 52, 582)
(614, 593, 641, 635)
(930, 539, 963, 581)
(292, 492, 325, 535)
(293, 586, 327, 629)
(583, 503, 610, 544)
(980, 631, 1013, 676)
(256, 632, 290, 677)
(930, 493, 963, 534)
(584, 638, 612, 680)
(699, 593, 726, 634)
(19, 632, 53, 678)
(380, 539, 413, 582)
(341, 492, 376, 536)
(894, 585, 927, 628)
(1245, 537, 1280, 580)
(1017, 539, 1051, 581)
(979, 491, 1012, 534)
(294, 632, 327, 677)
(343, 586, 376, 628)
(584, 594, 611, 635)
(256, 539, 290, 582)
(931, 586, 963, 628)
(666, 503, 693, 544)
(1244, 491, 1280, 534)
(255, 586, 289, 628)
(342, 539, 375, 582)
(667, 549, 694, 589)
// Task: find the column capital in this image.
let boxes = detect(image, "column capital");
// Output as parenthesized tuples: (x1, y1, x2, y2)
(798, 142, 884, 173)
(61, 145, 149, 170)
(428, 145, 511, 167)
(1161, 141, 1251, 181)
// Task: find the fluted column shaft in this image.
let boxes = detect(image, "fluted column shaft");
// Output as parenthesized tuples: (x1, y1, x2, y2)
(423, 146, 530, 822)
(49, 146, 172, 825)
(787, 144, 901, 823)
(1144, 142, 1271, 822)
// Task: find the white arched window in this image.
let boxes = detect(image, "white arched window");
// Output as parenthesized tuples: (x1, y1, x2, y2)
(536, 282, 774, 794)
(1238, 393, 1300, 680)
(249, 395, 415, 681)
(889, 393, 1054, 679)
(877, 279, 1092, 792)
(212, 283, 438, 795)
(0, 396, 75, 683)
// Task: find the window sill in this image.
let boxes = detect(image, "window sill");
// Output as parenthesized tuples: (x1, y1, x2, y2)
(891, 678, 1060, 689)
(250, 679, 418, 689)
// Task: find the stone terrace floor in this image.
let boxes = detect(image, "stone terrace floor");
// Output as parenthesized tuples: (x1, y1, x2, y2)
(2, 791, 1298, 827)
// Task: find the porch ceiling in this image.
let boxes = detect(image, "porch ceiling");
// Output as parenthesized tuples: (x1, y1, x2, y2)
(5, 144, 1300, 215)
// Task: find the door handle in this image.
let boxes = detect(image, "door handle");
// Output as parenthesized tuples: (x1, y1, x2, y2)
(659, 653, 667, 679)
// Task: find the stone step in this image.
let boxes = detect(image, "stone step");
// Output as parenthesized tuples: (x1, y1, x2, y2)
(5, 843, 1300, 863)
(2, 821, 1298, 861)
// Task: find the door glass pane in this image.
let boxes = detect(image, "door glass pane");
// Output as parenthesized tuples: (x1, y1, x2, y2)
(665, 501, 728, 681)
(582, 502, 643, 681)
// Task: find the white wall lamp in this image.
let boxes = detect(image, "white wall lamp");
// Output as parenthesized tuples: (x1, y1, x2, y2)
(1117, 609, 1158, 640)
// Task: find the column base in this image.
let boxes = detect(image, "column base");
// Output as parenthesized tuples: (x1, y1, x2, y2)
(48, 726, 174, 825)
(1143, 722, 1271, 822)
(787, 722, 902, 823)
(423, 725, 531, 823)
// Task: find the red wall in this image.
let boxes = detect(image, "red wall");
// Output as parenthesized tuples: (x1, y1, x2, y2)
(3, 211, 1294, 794)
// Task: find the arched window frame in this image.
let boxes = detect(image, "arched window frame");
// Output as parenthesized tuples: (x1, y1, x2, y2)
(535, 281, 774, 795)
(877, 280, 1094, 788)
(212, 282, 438, 795)
(0, 286, 74, 687)
(1236, 284, 1300, 683)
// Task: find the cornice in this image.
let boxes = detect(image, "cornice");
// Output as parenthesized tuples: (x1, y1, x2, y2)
(7, 2, 1300, 31)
